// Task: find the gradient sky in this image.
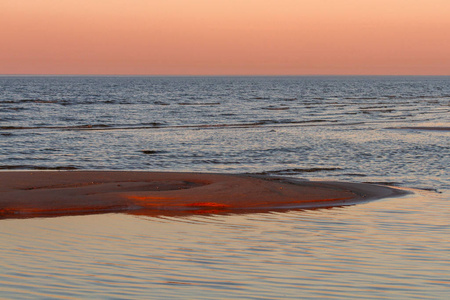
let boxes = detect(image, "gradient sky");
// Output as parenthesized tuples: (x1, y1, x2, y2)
(1, 0, 449, 75)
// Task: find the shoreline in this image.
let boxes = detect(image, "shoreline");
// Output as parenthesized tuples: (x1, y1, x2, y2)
(0, 171, 408, 219)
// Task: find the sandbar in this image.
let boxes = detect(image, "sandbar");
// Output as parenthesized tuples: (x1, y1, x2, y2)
(0, 171, 406, 219)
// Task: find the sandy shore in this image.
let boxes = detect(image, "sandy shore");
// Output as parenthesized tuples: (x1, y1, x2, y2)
(0, 171, 406, 219)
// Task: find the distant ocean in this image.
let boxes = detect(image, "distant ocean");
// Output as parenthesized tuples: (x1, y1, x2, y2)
(1, 76, 449, 299)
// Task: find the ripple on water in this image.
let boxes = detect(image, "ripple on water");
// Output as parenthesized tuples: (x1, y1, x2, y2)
(0, 190, 449, 299)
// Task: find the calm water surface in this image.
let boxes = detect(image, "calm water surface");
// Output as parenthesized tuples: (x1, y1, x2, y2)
(0, 76, 449, 298)
(1, 191, 449, 299)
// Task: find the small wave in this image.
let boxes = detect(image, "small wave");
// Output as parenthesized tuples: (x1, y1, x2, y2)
(360, 107, 395, 113)
(0, 126, 31, 130)
(1, 99, 70, 105)
(193, 159, 241, 165)
(3, 107, 26, 111)
(0, 165, 79, 170)
(362, 181, 399, 186)
(344, 173, 368, 177)
(262, 106, 290, 111)
(414, 187, 441, 193)
(0, 123, 166, 131)
(257, 119, 334, 125)
(0, 124, 112, 130)
(344, 97, 379, 100)
(0, 120, 352, 132)
(178, 122, 270, 129)
(141, 150, 167, 155)
(80, 120, 339, 131)
(382, 95, 450, 101)
(70, 124, 112, 129)
(360, 105, 393, 109)
(178, 102, 221, 106)
(1, 99, 54, 104)
(386, 126, 450, 131)
(255, 167, 342, 175)
(141, 122, 165, 127)
(154, 101, 170, 105)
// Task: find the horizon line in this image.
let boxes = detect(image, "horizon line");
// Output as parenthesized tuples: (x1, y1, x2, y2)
(1, 74, 449, 77)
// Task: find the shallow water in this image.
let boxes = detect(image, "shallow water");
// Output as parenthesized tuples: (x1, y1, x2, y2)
(0, 76, 449, 298)
(1, 190, 448, 299)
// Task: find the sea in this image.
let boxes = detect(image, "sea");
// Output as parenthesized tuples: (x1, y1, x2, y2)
(0, 76, 449, 299)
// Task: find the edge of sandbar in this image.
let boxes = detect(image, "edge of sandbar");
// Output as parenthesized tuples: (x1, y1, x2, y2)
(0, 171, 410, 219)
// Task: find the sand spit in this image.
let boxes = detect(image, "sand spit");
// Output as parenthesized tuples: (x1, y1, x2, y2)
(0, 171, 407, 219)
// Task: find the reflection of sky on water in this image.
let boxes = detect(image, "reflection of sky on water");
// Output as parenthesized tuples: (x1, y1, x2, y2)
(1, 190, 448, 299)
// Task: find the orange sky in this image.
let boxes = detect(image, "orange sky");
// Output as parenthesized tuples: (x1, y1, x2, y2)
(1, 0, 449, 75)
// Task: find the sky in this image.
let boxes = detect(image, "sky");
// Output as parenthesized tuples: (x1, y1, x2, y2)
(1, 0, 449, 75)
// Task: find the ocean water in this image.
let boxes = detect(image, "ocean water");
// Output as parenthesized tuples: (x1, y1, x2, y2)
(0, 76, 449, 299)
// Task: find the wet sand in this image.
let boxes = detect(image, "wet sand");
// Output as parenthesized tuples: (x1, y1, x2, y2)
(0, 171, 406, 219)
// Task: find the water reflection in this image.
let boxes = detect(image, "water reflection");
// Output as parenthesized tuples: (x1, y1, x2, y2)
(0, 191, 448, 299)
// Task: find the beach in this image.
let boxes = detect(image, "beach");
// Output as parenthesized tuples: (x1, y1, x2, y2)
(0, 171, 405, 219)
(1, 76, 448, 299)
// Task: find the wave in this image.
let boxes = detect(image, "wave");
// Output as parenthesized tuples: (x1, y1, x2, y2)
(386, 126, 450, 131)
(253, 167, 342, 175)
(140, 122, 166, 127)
(178, 102, 221, 106)
(360, 108, 395, 113)
(0, 124, 113, 130)
(154, 101, 170, 105)
(141, 150, 167, 155)
(0, 126, 32, 130)
(381, 95, 450, 101)
(344, 173, 368, 177)
(344, 97, 379, 100)
(2, 107, 27, 111)
(1, 99, 59, 104)
(0, 165, 79, 170)
(262, 106, 290, 111)
(256, 119, 335, 125)
(1, 99, 71, 105)
(0, 119, 356, 132)
(362, 181, 399, 186)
